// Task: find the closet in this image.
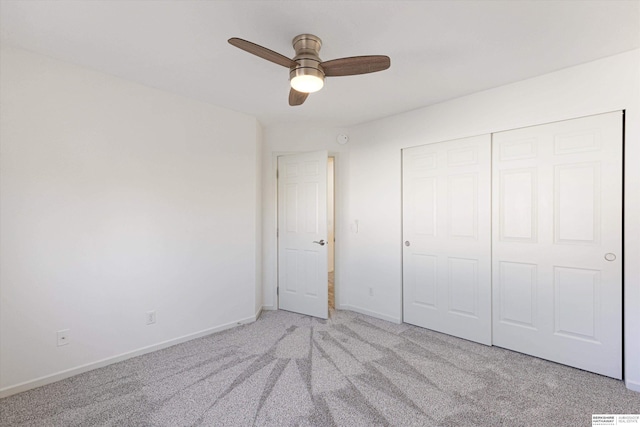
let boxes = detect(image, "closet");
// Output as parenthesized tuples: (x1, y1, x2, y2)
(402, 112, 623, 379)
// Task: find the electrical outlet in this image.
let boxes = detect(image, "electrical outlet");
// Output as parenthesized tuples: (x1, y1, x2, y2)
(57, 329, 70, 347)
(146, 310, 156, 325)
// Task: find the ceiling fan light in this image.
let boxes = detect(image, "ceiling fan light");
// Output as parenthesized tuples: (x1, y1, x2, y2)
(290, 74, 324, 93)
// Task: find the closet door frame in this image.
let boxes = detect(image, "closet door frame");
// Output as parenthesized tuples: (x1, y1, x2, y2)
(401, 111, 623, 379)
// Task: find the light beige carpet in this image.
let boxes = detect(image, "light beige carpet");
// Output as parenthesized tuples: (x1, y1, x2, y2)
(1, 309, 638, 426)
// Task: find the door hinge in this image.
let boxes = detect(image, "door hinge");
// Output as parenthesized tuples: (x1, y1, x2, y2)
(276, 169, 279, 179)
(277, 287, 279, 296)
(276, 228, 279, 238)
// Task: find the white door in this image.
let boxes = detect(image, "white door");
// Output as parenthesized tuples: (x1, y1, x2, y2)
(278, 151, 328, 319)
(403, 135, 492, 345)
(492, 112, 622, 378)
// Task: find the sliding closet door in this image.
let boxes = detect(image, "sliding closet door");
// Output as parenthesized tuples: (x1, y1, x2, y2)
(492, 112, 622, 379)
(403, 135, 492, 345)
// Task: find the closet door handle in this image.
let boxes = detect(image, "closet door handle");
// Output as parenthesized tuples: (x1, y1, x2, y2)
(313, 240, 326, 246)
(604, 253, 616, 261)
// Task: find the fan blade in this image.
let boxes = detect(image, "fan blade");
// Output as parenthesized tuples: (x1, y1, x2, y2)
(228, 38, 297, 68)
(321, 55, 390, 77)
(289, 88, 309, 106)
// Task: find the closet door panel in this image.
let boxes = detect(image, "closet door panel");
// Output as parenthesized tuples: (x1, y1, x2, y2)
(403, 135, 492, 345)
(492, 112, 622, 379)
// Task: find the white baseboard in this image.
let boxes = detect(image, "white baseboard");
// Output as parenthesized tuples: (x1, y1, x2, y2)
(626, 379, 640, 393)
(342, 304, 402, 324)
(0, 313, 259, 399)
(261, 305, 277, 311)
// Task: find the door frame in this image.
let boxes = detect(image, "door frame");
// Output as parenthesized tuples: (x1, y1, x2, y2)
(272, 151, 341, 311)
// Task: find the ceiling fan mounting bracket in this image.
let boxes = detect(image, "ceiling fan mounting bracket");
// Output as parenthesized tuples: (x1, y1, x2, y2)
(292, 34, 322, 56)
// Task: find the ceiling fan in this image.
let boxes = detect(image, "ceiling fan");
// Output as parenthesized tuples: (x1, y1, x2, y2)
(228, 34, 391, 106)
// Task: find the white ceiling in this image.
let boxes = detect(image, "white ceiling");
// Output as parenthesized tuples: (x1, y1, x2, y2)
(1, 1, 639, 128)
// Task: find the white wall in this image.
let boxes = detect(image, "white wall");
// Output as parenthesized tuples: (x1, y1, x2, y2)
(342, 49, 640, 390)
(0, 46, 262, 395)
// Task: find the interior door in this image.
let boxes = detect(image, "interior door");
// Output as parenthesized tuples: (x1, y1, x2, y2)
(492, 112, 622, 378)
(403, 135, 492, 345)
(277, 151, 328, 319)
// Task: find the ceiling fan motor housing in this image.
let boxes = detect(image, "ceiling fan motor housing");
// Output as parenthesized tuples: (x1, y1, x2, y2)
(290, 34, 325, 85)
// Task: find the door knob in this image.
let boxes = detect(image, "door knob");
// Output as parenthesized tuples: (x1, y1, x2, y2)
(604, 253, 616, 261)
(405, 241, 411, 247)
(313, 240, 326, 246)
